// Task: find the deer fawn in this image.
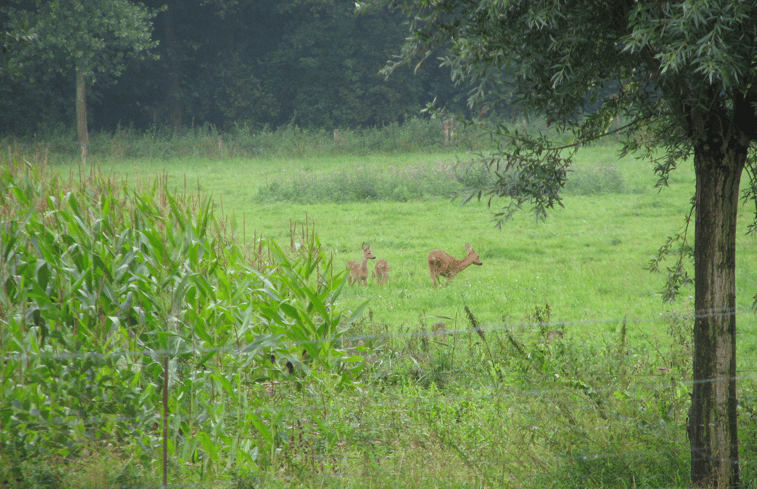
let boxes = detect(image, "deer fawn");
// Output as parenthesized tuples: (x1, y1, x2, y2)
(428, 243, 482, 287)
(373, 258, 390, 285)
(348, 242, 376, 286)
(345, 260, 360, 285)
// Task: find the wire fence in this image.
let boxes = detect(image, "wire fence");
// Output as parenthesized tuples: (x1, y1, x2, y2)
(3, 308, 757, 489)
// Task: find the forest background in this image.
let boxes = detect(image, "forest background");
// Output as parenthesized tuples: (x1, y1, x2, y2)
(1, 0, 477, 138)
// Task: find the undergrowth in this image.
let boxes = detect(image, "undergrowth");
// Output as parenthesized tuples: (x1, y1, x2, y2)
(2, 117, 492, 161)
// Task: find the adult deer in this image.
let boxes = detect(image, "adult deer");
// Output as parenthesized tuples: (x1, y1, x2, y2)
(428, 243, 482, 287)
(373, 258, 390, 285)
(348, 242, 375, 286)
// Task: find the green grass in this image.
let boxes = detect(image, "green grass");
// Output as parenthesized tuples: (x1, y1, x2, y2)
(55, 140, 757, 387)
(74, 145, 756, 335)
(5, 135, 757, 488)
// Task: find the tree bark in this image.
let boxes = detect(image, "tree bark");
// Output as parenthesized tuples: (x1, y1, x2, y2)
(75, 67, 89, 153)
(164, 0, 183, 130)
(689, 136, 745, 488)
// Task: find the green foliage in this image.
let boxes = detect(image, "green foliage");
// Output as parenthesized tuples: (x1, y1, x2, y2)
(4, 0, 162, 82)
(3, 143, 757, 487)
(1, 117, 493, 161)
(300, 303, 698, 488)
(382, 2, 757, 484)
(0, 157, 366, 483)
(0, 0, 472, 135)
(739, 383, 757, 485)
(1, 25, 36, 78)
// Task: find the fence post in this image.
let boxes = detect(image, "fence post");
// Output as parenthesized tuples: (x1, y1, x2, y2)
(162, 354, 169, 489)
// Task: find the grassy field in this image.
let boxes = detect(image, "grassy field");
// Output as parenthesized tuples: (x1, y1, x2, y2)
(74, 145, 757, 359)
(7, 138, 757, 488)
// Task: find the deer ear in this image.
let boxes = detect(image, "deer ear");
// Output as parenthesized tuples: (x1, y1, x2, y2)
(465, 243, 473, 252)
(362, 242, 368, 249)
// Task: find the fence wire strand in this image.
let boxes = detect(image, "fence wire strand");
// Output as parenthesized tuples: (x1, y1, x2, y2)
(2, 307, 756, 488)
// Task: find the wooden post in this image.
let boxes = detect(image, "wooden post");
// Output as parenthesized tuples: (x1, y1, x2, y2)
(162, 354, 169, 489)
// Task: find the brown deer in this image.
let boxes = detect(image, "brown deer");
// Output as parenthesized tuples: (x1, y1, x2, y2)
(345, 260, 359, 285)
(349, 242, 376, 286)
(428, 243, 482, 287)
(373, 258, 390, 285)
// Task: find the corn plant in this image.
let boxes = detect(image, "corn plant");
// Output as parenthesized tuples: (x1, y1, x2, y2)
(0, 157, 366, 479)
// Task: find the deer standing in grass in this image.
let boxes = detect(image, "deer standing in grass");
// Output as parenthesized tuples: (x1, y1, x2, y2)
(345, 260, 359, 285)
(428, 243, 482, 287)
(348, 242, 376, 286)
(373, 258, 390, 285)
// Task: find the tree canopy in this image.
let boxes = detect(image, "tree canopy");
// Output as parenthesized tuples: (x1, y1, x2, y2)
(1, 22, 35, 78)
(4, 0, 162, 147)
(378, 0, 757, 487)
(6, 0, 160, 82)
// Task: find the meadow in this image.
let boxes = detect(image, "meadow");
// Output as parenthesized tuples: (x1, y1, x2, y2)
(2, 126, 757, 488)
(69, 144, 757, 348)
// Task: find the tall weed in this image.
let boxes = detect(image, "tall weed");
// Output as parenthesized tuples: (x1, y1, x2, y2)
(354, 303, 695, 487)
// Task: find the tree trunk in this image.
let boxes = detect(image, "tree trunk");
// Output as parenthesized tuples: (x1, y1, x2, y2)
(75, 67, 89, 160)
(689, 136, 745, 488)
(164, 0, 183, 130)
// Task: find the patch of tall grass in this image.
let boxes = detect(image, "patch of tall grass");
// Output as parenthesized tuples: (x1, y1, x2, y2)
(3, 117, 498, 162)
(565, 164, 627, 195)
(254, 158, 636, 204)
(2, 113, 587, 165)
(255, 160, 484, 203)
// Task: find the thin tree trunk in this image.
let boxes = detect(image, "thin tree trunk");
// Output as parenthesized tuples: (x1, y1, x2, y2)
(75, 67, 89, 163)
(689, 137, 745, 488)
(164, 0, 182, 130)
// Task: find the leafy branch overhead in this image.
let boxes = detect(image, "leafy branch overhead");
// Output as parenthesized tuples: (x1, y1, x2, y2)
(4, 0, 163, 81)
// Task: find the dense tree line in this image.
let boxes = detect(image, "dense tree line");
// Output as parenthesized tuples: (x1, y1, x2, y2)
(0, 0, 471, 137)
